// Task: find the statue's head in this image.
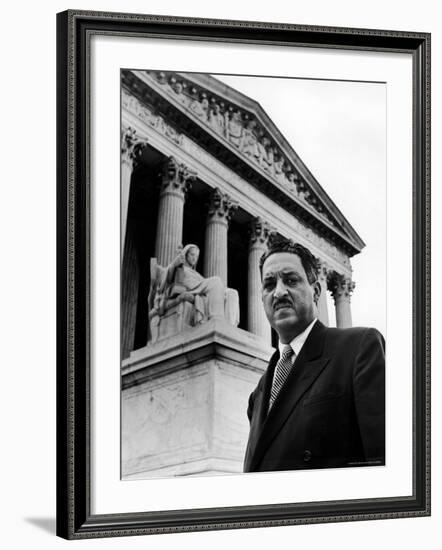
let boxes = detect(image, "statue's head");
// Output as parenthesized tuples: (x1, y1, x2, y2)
(182, 244, 200, 268)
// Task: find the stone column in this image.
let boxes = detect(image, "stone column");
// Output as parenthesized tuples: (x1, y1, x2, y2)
(329, 273, 355, 328)
(204, 188, 238, 286)
(316, 262, 329, 326)
(155, 157, 196, 266)
(121, 223, 139, 359)
(248, 218, 272, 342)
(121, 128, 146, 255)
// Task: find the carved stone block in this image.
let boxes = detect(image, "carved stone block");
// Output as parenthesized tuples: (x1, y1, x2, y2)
(122, 320, 272, 478)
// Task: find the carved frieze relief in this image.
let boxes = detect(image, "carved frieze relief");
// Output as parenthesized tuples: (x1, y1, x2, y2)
(122, 89, 183, 147)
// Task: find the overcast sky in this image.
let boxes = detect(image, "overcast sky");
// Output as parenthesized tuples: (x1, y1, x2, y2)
(214, 73, 386, 336)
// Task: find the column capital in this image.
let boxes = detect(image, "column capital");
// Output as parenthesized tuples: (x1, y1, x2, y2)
(328, 273, 355, 302)
(121, 126, 147, 167)
(317, 260, 330, 282)
(207, 188, 238, 224)
(249, 218, 275, 248)
(121, 126, 136, 157)
(160, 157, 196, 197)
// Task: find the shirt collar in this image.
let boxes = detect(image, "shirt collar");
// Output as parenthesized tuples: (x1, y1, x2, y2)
(278, 318, 318, 357)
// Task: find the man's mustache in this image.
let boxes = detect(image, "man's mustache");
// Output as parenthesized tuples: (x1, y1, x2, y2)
(273, 298, 294, 310)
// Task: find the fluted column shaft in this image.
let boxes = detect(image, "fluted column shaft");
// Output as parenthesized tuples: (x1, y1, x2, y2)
(248, 219, 272, 342)
(121, 129, 146, 357)
(156, 189, 185, 265)
(121, 155, 133, 255)
(155, 157, 195, 266)
(205, 218, 228, 284)
(121, 225, 139, 358)
(330, 274, 355, 328)
(317, 263, 329, 326)
(204, 189, 237, 286)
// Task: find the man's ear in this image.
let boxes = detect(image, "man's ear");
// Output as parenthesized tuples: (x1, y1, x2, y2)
(313, 281, 321, 305)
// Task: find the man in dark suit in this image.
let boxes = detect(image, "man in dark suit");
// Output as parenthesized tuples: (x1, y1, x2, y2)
(243, 238, 385, 472)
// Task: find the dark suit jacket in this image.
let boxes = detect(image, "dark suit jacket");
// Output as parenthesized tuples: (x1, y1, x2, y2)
(243, 320, 385, 472)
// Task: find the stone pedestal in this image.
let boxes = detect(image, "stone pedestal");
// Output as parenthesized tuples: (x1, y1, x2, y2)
(122, 319, 272, 478)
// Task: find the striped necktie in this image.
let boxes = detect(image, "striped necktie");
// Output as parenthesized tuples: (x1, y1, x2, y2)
(269, 344, 295, 410)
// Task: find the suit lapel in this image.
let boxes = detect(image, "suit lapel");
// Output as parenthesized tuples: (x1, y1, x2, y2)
(248, 321, 330, 471)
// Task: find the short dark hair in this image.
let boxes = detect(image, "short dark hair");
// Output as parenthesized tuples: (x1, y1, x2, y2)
(259, 235, 320, 284)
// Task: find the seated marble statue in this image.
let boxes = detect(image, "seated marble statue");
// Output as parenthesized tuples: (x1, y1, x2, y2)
(148, 244, 239, 342)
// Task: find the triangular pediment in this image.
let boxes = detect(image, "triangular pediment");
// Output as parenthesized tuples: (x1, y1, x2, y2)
(122, 69, 365, 257)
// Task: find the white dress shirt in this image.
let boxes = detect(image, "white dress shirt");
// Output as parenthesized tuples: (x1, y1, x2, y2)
(273, 318, 318, 385)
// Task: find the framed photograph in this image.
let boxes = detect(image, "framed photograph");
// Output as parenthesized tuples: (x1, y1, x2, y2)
(56, 9, 430, 539)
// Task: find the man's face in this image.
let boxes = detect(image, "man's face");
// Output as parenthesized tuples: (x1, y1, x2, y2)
(261, 252, 320, 343)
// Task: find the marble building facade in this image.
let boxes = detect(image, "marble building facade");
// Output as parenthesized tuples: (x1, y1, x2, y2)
(121, 69, 364, 479)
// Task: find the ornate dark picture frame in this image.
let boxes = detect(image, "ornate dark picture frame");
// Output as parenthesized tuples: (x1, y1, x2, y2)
(56, 9, 431, 540)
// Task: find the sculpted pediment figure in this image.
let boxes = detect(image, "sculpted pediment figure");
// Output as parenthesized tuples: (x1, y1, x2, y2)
(226, 109, 243, 148)
(241, 119, 260, 160)
(189, 92, 209, 120)
(208, 101, 225, 135)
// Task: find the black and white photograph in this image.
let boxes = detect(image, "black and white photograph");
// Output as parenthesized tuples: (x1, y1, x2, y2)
(52, 6, 431, 542)
(120, 69, 386, 480)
